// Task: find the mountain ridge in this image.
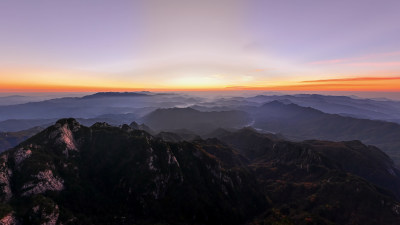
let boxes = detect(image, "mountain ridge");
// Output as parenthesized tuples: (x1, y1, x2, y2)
(0, 119, 399, 224)
(250, 100, 400, 164)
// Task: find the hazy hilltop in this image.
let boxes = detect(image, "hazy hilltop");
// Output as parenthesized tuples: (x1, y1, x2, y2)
(1, 119, 399, 224)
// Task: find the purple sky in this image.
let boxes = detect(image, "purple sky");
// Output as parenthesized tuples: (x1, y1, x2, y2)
(0, 0, 399, 90)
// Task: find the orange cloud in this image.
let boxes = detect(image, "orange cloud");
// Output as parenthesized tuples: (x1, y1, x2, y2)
(301, 76, 400, 83)
(225, 76, 400, 92)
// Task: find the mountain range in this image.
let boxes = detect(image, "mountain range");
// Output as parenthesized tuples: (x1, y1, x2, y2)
(0, 119, 399, 224)
(247, 101, 400, 164)
(1, 92, 400, 166)
(245, 94, 400, 124)
(0, 92, 200, 121)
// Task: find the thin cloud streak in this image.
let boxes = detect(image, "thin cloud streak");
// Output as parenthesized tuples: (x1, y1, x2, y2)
(348, 62, 400, 67)
(309, 51, 400, 65)
(301, 77, 400, 83)
(224, 76, 400, 91)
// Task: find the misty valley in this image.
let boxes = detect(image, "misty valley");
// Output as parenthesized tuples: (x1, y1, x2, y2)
(0, 92, 400, 224)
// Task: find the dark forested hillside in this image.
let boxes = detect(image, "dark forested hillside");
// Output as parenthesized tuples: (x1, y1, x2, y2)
(142, 107, 251, 134)
(0, 119, 399, 224)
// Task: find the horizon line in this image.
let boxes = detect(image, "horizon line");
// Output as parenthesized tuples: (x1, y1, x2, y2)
(1, 76, 400, 92)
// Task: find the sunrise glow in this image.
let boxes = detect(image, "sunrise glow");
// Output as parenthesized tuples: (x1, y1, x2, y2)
(0, 0, 399, 93)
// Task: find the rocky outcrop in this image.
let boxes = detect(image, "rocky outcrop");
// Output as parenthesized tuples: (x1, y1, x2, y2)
(0, 154, 12, 202)
(30, 204, 59, 225)
(51, 123, 77, 152)
(21, 170, 64, 196)
(13, 148, 32, 166)
(0, 213, 19, 225)
(46, 119, 81, 158)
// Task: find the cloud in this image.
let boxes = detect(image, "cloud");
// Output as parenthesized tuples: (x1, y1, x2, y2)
(348, 62, 400, 67)
(222, 76, 400, 91)
(252, 69, 266, 72)
(301, 76, 400, 83)
(309, 51, 400, 65)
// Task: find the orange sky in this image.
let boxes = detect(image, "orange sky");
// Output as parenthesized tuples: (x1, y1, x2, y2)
(1, 76, 399, 92)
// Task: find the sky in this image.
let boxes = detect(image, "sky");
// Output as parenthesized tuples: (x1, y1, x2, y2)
(0, 0, 400, 92)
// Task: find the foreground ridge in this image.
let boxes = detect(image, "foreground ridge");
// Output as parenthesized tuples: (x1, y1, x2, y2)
(0, 118, 399, 224)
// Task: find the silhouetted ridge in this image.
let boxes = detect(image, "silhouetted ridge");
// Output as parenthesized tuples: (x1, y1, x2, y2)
(55, 118, 80, 126)
(91, 122, 112, 128)
(81, 92, 150, 99)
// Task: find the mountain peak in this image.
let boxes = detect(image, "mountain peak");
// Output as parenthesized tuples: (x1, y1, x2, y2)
(129, 121, 154, 134)
(129, 121, 139, 128)
(50, 119, 81, 152)
(55, 118, 80, 129)
(91, 122, 112, 128)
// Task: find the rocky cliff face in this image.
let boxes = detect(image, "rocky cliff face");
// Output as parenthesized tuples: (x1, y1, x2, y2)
(0, 119, 399, 225)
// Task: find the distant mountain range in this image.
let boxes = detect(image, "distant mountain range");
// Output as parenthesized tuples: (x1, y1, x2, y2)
(246, 94, 400, 123)
(1, 92, 400, 166)
(248, 101, 400, 164)
(0, 119, 399, 224)
(0, 92, 201, 121)
(2, 92, 400, 124)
